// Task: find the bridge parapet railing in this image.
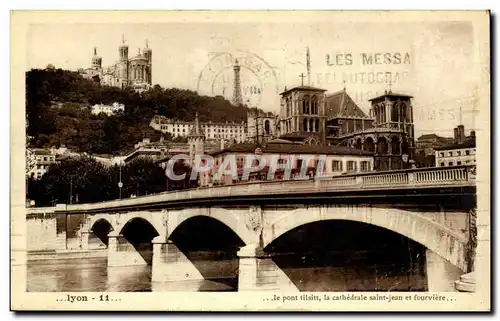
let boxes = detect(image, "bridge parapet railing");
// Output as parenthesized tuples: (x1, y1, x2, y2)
(361, 172, 409, 186)
(413, 167, 472, 185)
(31, 165, 475, 214)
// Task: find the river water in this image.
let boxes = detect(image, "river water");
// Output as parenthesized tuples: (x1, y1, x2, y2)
(26, 252, 427, 292)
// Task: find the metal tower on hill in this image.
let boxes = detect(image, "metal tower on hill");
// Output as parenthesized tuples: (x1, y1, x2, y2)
(232, 59, 243, 106)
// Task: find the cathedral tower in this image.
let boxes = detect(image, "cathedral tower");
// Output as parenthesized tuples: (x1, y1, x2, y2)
(367, 89, 415, 170)
(188, 113, 206, 185)
(119, 35, 129, 62)
(188, 112, 205, 164)
(232, 59, 243, 106)
(143, 39, 152, 85)
(91, 47, 102, 70)
(118, 35, 129, 86)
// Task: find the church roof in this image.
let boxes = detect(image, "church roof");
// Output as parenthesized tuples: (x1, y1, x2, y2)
(325, 90, 369, 119)
(280, 85, 327, 96)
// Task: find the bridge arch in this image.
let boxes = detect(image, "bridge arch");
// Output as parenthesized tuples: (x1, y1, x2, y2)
(88, 214, 118, 233)
(88, 218, 114, 248)
(263, 206, 467, 271)
(88, 211, 166, 237)
(166, 208, 254, 245)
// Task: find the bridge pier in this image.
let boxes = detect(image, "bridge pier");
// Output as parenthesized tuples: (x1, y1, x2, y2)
(426, 249, 464, 292)
(107, 231, 149, 267)
(80, 231, 90, 250)
(151, 236, 203, 283)
(237, 244, 299, 292)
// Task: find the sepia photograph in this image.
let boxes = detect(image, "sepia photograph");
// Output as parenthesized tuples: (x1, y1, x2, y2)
(10, 10, 490, 311)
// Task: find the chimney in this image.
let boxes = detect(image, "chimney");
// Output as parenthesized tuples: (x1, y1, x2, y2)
(470, 130, 476, 139)
(453, 127, 459, 144)
(457, 125, 465, 144)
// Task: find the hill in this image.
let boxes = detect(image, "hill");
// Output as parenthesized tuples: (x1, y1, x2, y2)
(26, 68, 257, 155)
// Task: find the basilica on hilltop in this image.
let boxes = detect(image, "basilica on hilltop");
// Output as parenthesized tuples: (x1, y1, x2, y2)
(80, 36, 152, 92)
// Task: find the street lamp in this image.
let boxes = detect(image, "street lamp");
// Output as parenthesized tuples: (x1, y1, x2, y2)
(165, 166, 171, 192)
(69, 176, 73, 204)
(118, 163, 123, 199)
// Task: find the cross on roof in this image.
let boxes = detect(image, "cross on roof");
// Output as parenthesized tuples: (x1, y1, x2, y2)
(299, 73, 306, 86)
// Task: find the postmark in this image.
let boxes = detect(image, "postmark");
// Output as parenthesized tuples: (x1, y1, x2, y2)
(197, 50, 280, 108)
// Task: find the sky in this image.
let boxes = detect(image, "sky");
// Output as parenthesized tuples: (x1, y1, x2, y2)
(26, 18, 482, 138)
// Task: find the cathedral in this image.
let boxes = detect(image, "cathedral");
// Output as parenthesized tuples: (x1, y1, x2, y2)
(80, 36, 152, 92)
(277, 83, 416, 171)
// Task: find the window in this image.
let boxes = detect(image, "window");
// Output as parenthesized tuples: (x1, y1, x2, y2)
(448, 162, 454, 166)
(278, 158, 286, 165)
(448, 152, 453, 157)
(360, 161, 370, 172)
(466, 160, 471, 164)
(465, 150, 470, 156)
(457, 161, 462, 165)
(332, 160, 342, 172)
(440, 152, 444, 157)
(440, 162, 445, 167)
(347, 161, 357, 172)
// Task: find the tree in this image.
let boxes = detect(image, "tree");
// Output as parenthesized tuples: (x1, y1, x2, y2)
(29, 155, 113, 206)
(109, 158, 166, 198)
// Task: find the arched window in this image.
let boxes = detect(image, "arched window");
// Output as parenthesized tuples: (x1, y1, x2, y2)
(401, 102, 408, 122)
(303, 95, 310, 114)
(315, 119, 319, 132)
(377, 137, 388, 154)
(309, 118, 314, 132)
(303, 118, 308, 132)
(311, 96, 318, 114)
(391, 137, 401, 154)
(286, 98, 291, 117)
(264, 120, 271, 135)
(392, 103, 399, 122)
(355, 138, 362, 150)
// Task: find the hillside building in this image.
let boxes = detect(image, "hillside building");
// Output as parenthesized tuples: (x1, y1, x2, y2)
(150, 115, 247, 143)
(80, 36, 152, 92)
(435, 125, 476, 167)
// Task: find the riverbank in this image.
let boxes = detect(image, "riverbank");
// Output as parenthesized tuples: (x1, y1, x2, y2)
(27, 249, 108, 262)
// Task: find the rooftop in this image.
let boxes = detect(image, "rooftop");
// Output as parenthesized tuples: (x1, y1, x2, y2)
(210, 141, 373, 157)
(368, 91, 414, 102)
(434, 139, 476, 151)
(31, 148, 52, 156)
(418, 134, 444, 140)
(280, 85, 327, 96)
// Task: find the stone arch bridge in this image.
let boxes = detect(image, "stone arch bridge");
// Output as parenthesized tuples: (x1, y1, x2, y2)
(26, 165, 476, 292)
